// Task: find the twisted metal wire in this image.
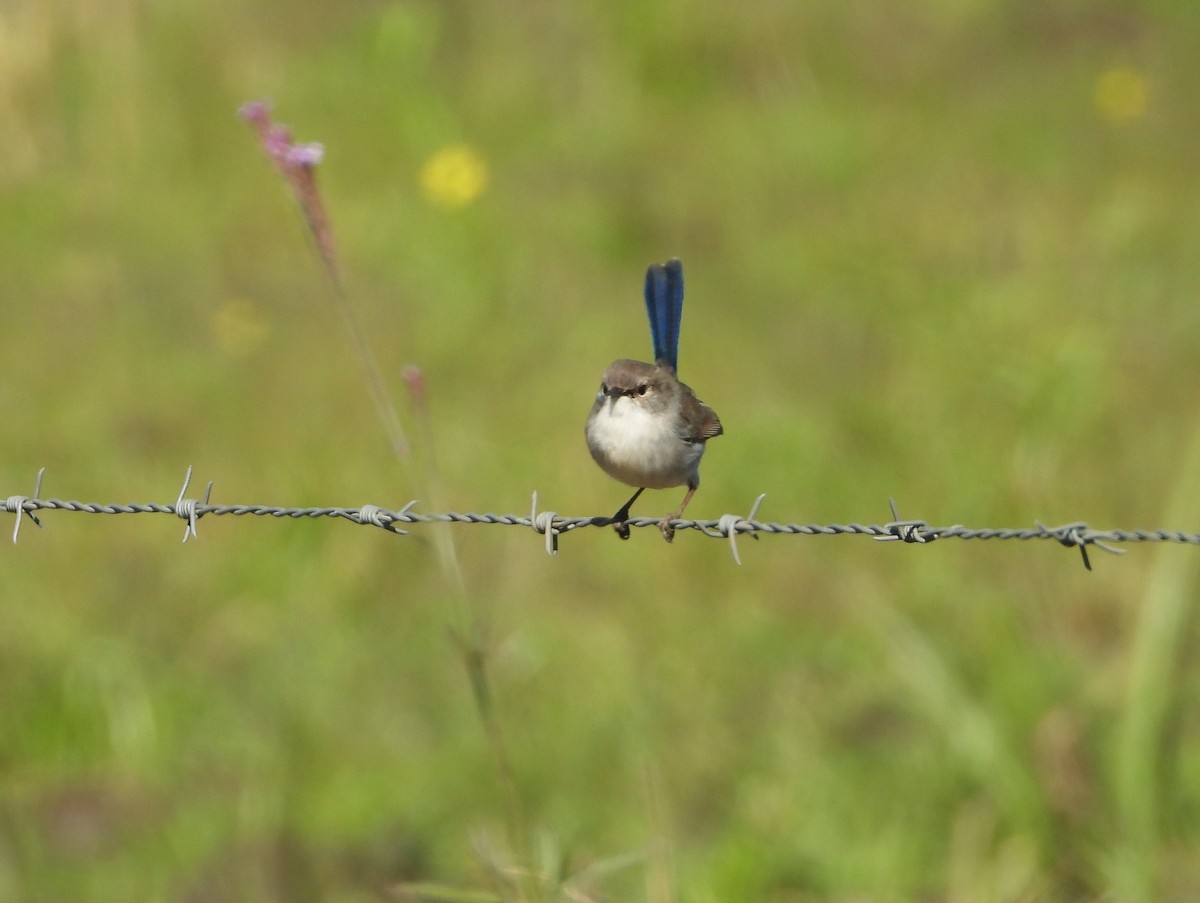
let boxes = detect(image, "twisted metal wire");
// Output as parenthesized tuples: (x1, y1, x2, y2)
(4, 467, 1198, 568)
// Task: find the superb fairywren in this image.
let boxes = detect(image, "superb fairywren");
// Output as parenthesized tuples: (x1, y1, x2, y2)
(585, 259, 723, 541)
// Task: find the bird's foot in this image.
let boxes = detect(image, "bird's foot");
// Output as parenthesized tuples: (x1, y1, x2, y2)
(610, 505, 633, 540)
(658, 516, 676, 543)
(608, 488, 645, 541)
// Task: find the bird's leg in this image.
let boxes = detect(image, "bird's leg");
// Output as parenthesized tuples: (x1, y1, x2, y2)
(610, 487, 645, 540)
(658, 486, 697, 543)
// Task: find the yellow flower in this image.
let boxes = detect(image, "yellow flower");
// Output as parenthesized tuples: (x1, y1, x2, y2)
(1094, 66, 1148, 126)
(419, 143, 488, 210)
(211, 297, 270, 358)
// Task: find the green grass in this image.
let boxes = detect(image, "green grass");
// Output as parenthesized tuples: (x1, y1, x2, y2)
(3, 2, 1200, 900)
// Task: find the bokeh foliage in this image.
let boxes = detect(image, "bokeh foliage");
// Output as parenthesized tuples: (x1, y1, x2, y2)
(3, 1, 1200, 900)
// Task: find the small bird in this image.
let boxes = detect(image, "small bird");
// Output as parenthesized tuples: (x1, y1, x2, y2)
(585, 259, 723, 541)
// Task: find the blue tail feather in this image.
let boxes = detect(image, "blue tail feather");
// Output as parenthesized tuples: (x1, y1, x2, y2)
(644, 258, 684, 371)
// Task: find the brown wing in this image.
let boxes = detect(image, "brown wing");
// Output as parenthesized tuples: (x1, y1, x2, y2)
(677, 383, 723, 441)
(694, 402, 723, 439)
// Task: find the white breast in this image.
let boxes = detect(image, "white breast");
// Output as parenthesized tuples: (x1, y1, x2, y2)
(586, 396, 705, 489)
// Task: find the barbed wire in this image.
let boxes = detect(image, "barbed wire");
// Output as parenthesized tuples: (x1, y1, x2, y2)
(4, 467, 1199, 568)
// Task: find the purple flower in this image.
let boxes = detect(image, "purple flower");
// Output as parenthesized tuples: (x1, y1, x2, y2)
(286, 142, 325, 168)
(239, 99, 338, 279)
(237, 100, 271, 129)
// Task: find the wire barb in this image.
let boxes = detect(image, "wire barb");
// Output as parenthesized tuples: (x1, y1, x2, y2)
(7, 467, 46, 544)
(530, 491, 560, 556)
(707, 494, 766, 565)
(355, 504, 407, 534)
(875, 498, 937, 544)
(174, 466, 213, 543)
(1036, 521, 1126, 571)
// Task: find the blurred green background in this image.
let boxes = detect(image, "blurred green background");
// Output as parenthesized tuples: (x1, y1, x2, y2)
(3, 1, 1200, 900)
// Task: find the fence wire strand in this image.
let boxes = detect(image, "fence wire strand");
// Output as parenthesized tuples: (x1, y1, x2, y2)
(5, 467, 1200, 569)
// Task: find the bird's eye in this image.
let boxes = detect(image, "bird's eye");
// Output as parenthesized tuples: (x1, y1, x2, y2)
(636, 383, 648, 396)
